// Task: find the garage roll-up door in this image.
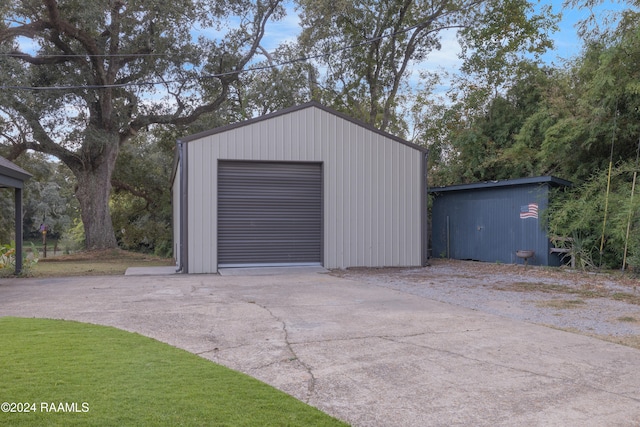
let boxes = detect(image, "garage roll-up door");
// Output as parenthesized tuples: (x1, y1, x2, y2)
(218, 161, 323, 267)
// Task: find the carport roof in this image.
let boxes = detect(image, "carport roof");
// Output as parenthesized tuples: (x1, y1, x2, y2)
(429, 176, 572, 194)
(0, 156, 32, 188)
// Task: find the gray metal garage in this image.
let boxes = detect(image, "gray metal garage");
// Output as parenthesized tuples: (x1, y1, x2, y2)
(172, 102, 428, 273)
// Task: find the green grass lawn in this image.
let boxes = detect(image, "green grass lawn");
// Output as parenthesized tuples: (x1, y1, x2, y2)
(0, 317, 348, 427)
(28, 249, 174, 277)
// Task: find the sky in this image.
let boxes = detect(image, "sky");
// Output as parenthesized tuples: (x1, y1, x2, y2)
(8, 0, 631, 95)
(253, 1, 629, 70)
(542, 0, 627, 64)
(213, 0, 630, 102)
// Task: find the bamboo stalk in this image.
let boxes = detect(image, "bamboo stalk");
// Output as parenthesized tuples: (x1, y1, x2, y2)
(622, 136, 640, 271)
(599, 104, 618, 267)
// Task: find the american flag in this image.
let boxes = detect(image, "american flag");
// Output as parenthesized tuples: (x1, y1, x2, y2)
(520, 203, 538, 219)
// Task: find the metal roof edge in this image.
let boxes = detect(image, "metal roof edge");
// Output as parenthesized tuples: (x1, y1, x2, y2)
(428, 176, 572, 193)
(170, 142, 181, 185)
(178, 101, 428, 153)
(0, 156, 32, 184)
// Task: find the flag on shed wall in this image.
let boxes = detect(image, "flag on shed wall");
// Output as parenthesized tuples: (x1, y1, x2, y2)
(520, 203, 539, 219)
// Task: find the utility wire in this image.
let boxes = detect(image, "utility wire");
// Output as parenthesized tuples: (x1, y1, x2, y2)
(0, 53, 318, 90)
(0, 20, 431, 91)
(0, 51, 173, 58)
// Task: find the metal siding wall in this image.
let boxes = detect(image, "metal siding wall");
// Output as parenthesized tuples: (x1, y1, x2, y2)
(186, 106, 423, 273)
(363, 130, 373, 265)
(172, 166, 180, 267)
(431, 184, 553, 265)
(512, 185, 547, 265)
(187, 140, 216, 273)
(186, 144, 198, 271)
(320, 116, 422, 269)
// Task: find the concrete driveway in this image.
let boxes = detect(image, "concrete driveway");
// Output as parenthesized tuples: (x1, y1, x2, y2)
(1, 270, 639, 426)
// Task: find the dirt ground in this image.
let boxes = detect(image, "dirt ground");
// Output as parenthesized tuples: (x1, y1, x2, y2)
(331, 259, 640, 349)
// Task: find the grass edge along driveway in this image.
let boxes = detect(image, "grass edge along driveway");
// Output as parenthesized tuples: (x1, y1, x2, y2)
(0, 317, 348, 427)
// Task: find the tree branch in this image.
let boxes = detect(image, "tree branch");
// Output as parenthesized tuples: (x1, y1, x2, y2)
(235, 0, 282, 72)
(0, 21, 51, 42)
(43, 0, 108, 85)
(7, 94, 81, 168)
(119, 0, 283, 142)
(120, 83, 230, 143)
(111, 179, 154, 208)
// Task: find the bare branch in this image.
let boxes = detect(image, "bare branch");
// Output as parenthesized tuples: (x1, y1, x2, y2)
(111, 179, 154, 207)
(0, 21, 50, 42)
(6, 95, 80, 168)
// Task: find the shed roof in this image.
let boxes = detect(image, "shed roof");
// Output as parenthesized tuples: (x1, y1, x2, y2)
(429, 176, 572, 194)
(0, 156, 32, 188)
(178, 101, 428, 153)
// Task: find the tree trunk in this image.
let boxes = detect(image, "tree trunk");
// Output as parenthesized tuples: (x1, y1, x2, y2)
(72, 143, 119, 250)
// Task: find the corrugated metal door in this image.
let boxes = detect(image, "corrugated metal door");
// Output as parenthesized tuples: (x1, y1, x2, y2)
(218, 161, 323, 267)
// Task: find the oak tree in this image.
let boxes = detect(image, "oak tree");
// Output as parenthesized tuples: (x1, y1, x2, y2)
(296, 0, 557, 135)
(0, 0, 284, 249)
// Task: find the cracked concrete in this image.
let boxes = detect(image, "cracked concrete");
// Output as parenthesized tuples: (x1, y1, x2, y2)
(1, 271, 640, 426)
(266, 303, 317, 402)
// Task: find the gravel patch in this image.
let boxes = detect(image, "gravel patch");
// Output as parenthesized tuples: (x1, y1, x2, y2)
(331, 259, 640, 342)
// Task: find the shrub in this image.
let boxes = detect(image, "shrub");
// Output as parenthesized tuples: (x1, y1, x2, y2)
(548, 162, 640, 270)
(0, 241, 39, 277)
(58, 219, 85, 254)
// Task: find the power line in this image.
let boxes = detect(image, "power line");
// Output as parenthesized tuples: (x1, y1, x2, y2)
(0, 56, 313, 91)
(0, 20, 431, 91)
(0, 51, 173, 58)
(0, 54, 309, 91)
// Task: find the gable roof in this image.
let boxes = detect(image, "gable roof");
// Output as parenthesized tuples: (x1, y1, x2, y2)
(429, 176, 572, 194)
(0, 156, 32, 188)
(178, 101, 428, 153)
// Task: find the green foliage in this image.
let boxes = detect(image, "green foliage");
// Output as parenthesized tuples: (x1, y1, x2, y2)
(429, 5, 640, 186)
(627, 228, 640, 272)
(236, 43, 318, 116)
(0, 242, 17, 272)
(110, 128, 174, 257)
(58, 219, 85, 254)
(0, 0, 286, 249)
(547, 162, 640, 270)
(0, 151, 80, 242)
(458, 0, 558, 92)
(24, 155, 79, 238)
(0, 241, 39, 277)
(428, 4, 640, 274)
(297, 0, 557, 135)
(429, 62, 557, 184)
(0, 191, 13, 244)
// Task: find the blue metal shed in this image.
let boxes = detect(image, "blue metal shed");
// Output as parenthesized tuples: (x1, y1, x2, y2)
(429, 176, 572, 266)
